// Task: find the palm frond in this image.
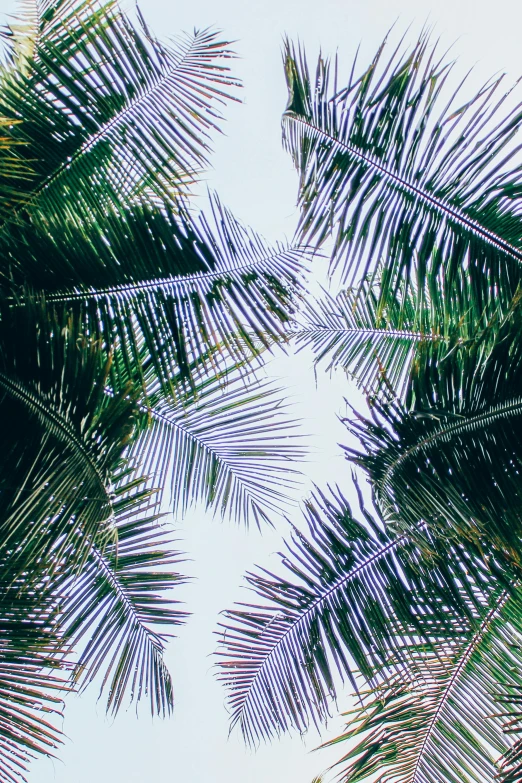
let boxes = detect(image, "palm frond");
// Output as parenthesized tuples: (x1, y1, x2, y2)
(56, 479, 185, 716)
(322, 591, 522, 783)
(133, 366, 304, 528)
(217, 485, 491, 744)
(36, 197, 307, 393)
(348, 301, 522, 567)
(282, 34, 522, 319)
(0, 0, 239, 224)
(1, 0, 80, 69)
(0, 564, 68, 783)
(0, 296, 138, 570)
(293, 279, 434, 396)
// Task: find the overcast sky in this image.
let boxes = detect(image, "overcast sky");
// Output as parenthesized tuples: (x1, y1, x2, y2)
(1, 0, 521, 781)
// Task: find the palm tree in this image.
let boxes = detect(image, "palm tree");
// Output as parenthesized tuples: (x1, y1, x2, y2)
(218, 30, 522, 783)
(0, 0, 308, 779)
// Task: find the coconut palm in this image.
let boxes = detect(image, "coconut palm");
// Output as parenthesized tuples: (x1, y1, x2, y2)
(0, 0, 308, 779)
(218, 31, 522, 782)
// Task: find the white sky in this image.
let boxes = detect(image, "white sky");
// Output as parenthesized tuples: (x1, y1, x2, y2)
(1, 0, 522, 781)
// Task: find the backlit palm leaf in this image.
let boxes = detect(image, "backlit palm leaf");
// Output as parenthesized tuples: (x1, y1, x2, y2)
(323, 592, 522, 783)
(42, 197, 307, 393)
(283, 34, 522, 320)
(56, 480, 185, 716)
(217, 485, 491, 743)
(0, 297, 139, 571)
(0, 561, 68, 783)
(294, 277, 438, 396)
(0, 0, 239, 225)
(135, 366, 304, 528)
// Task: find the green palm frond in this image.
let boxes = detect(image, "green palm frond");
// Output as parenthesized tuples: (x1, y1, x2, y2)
(2, 0, 82, 69)
(0, 564, 69, 783)
(34, 196, 307, 393)
(282, 33, 522, 319)
(217, 485, 490, 744)
(134, 366, 304, 528)
(348, 301, 522, 567)
(322, 592, 522, 783)
(294, 278, 438, 396)
(0, 297, 186, 716)
(0, 656, 63, 783)
(0, 0, 239, 224)
(0, 297, 139, 571)
(56, 479, 185, 716)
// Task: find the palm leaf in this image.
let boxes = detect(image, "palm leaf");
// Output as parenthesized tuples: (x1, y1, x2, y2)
(133, 365, 304, 528)
(0, 0, 239, 225)
(0, 562, 68, 783)
(282, 33, 522, 319)
(217, 484, 491, 744)
(293, 279, 436, 396)
(55, 479, 185, 716)
(0, 297, 138, 571)
(348, 301, 522, 567)
(36, 196, 307, 393)
(322, 591, 522, 783)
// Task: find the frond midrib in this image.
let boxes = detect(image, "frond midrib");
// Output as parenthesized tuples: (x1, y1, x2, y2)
(230, 531, 407, 729)
(284, 113, 522, 264)
(7, 27, 225, 229)
(43, 248, 302, 302)
(410, 595, 508, 783)
(379, 396, 522, 493)
(150, 404, 280, 512)
(292, 325, 428, 340)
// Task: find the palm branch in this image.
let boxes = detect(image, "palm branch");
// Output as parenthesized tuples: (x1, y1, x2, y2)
(293, 276, 443, 396)
(347, 300, 522, 568)
(0, 296, 140, 571)
(283, 33, 522, 321)
(0, 0, 239, 223)
(54, 478, 185, 716)
(0, 2, 307, 391)
(217, 484, 493, 744)
(322, 592, 522, 783)
(134, 365, 304, 528)
(0, 296, 184, 718)
(35, 196, 307, 394)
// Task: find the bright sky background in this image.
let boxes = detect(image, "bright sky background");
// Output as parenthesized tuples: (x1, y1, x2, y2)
(1, 0, 521, 781)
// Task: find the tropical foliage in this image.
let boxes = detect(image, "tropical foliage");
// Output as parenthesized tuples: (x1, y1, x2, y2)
(0, 0, 307, 779)
(218, 29, 522, 783)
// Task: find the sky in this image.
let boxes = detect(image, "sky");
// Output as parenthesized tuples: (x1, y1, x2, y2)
(1, 0, 521, 781)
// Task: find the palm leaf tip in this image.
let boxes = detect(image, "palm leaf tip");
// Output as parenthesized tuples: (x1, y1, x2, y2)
(59, 488, 187, 718)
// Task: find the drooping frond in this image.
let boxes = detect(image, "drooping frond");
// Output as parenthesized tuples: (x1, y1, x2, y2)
(283, 34, 522, 319)
(133, 366, 304, 528)
(217, 485, 491, 744)
(0, 562, 68, 783)
(55, 480, 186, 717)
(0, 297, 138, 571)
(348, 301, 522, 567)
(0, 655, 63, 783)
